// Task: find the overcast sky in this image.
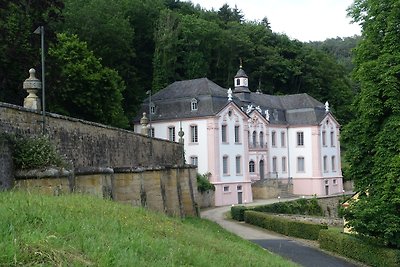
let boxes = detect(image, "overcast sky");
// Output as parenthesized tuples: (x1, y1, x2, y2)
(182, 0, 361, 42)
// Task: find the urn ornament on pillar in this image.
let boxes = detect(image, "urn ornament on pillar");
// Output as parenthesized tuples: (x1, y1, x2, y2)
(23, 68, 41, 111)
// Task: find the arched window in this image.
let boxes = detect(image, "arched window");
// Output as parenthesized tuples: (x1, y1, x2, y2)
(249, 160, 255, 173)
(252, 131, 257, 147)
(191, 98, 198, 111)
(259, 132, 264, 148)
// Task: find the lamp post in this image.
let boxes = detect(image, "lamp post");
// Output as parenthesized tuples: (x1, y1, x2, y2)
(34, 26, 46, 134)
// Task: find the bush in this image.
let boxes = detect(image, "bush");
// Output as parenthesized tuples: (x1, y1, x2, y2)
(319, 229, 400, 267)
(231, 206, 249, 221)
(196, 173, 215, 193)
(253, 198, 323, 216)
(244, 210, 327, 240)
(9, 135, 65, 170)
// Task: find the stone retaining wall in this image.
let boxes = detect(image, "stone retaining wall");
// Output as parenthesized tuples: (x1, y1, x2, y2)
(14, 166, 199, 217)
(0, 102, 184, 189)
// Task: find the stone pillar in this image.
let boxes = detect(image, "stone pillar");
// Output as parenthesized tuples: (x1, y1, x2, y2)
(140, 112, 149, 135)
(23, 68, 41, 111)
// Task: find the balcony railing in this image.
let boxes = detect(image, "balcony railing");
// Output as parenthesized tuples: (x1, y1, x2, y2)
(248, 142, 268, 149)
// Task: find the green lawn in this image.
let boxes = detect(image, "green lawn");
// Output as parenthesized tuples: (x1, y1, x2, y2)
(0, 191, 297, 266)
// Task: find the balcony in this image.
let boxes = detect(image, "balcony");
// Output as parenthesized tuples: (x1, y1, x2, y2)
(248, 142, 268, 150)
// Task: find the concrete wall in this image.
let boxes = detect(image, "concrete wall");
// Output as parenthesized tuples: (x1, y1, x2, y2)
(0, 102, 184, 188)
(14, 166, 199, 217)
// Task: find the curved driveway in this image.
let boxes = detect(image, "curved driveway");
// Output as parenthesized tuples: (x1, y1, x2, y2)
(201, 199, 364, 267)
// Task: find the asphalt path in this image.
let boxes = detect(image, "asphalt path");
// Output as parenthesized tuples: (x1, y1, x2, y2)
(201, 198, 363, 267)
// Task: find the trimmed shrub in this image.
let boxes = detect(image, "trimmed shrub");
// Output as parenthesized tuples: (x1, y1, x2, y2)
(319, 229, 400, 267)
(253, 198, 323, 216)
(231, 206, 249, 221)
(244, 210, 327, 240)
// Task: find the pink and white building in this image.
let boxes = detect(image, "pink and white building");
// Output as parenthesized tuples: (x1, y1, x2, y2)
(134, 67, 343, 206)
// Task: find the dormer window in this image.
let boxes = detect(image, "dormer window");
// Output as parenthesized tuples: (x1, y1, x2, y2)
(150, 103, 156, 114)
(236, 79, 240, 86)
(191, 98, 198, 111)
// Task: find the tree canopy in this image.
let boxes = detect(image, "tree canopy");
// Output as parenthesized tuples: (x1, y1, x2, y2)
(0, 0, 355, 129)
(342, 0, 400, 248)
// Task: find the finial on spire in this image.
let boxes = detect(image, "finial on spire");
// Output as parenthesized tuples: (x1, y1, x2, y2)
(325, 101, 330, 112)
(239, 58, 243, 69)
(227, 88, 233, 101)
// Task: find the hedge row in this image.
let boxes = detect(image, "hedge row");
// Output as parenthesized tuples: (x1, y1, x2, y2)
(252, 198, 323, 216)
(231, 206, 250, 221)
(319, 229, 400, 267)
(244, 210, 327, 240)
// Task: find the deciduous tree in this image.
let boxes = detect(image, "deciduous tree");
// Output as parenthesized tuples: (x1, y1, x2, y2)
(342, 0, 400, 248)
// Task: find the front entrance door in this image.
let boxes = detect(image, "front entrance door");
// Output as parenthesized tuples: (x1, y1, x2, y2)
(325, 185, 329, 195)
(238, 192, 243, 204)
(259, 160, 265, 180)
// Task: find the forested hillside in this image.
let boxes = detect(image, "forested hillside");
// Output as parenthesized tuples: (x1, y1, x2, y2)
(0, 0, 357, 128)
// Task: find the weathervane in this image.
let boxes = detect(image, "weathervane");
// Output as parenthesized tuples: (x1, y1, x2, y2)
(239, 58, 243, 68)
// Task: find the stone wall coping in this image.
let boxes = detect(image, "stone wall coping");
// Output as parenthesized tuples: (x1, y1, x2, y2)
(113, 165, 196, 173)
(74, 167, 114, 175)
(15, 167, 72, 179)
(0, 102, 179, 145)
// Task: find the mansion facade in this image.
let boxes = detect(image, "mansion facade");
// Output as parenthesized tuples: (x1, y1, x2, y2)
(133, 67, 343, 206)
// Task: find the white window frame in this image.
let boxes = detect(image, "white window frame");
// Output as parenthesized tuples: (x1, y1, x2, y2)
(221, 124, 227, 143)
(282, 157, 287, 172)
(297, 157, 305, 172)
(331, 156, 336, 172)
(297, 132, 304, 146)
(323, 155, 328, 172)
(272, 156, 277, 173)
(322, 130, 326, 147)
(235, 156, 241, 175)
(249, 160, 255, 173)
(271, 131, 276, 147)
(330, 131, 335, 147)
(168, 126, 175, 142)
(191, 98, 198, 111)
(190, 125, 198, 143)
(190, 156, 198, 166)
(234, 125, 240, 143)
(281, 131, 286, 147)
(223, 155, 229, 175)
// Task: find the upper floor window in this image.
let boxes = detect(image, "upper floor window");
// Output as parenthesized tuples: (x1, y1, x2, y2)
(252, 131, 257, 147)
(297, 132, 304, 146)
(249, 160, 255, 173)
(322, 131, 326, 147)
(297, 157, 305, 172)
(259, 132, 264, 148)
(190, 156, 198, 166)
(330, 131, 335, 147)
(236, 79, 240, 86)
(323, 155, 328, 172)
(168, 126, 175, 142)
(190, 125, 198, 143)
(331, 156, 336, 171)
(235, 156, 241, 174)
(234, 126, 240, 143)
(281, 131, 286, 147)
(150, 103, 156, 114)
(223, 155, 229, 175)
(191, 98, 198, 111)
(221, 124, 227, 143)
(271, 131, 276, 147)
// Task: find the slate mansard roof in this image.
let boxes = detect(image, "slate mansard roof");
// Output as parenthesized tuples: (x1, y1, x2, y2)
(134, 77, 328, 126)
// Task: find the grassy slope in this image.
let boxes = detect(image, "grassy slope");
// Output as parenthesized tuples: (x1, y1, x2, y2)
(0, 192, 297, 266)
